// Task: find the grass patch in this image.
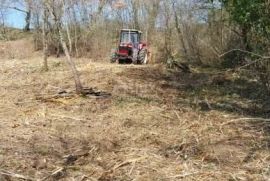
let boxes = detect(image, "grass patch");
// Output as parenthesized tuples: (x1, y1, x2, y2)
(34, 145, 52, 156)
(0, 27, 32, 41)
(114, 95, 157, 108)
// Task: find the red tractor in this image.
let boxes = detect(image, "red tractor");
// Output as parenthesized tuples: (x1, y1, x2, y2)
(111, 29, 149, 64)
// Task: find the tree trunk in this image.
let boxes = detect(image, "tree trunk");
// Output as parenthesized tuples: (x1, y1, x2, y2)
(66, 22, 73, 53)
(242, 25, 251, 51)
(42, 7, 49, 71)
(58, 26, 83, 94)
(145, 0, 159, 43)
(24, 2, 31, 32)
(164, 2, 173, 61)
(172, 1, 188, 60)
(74, 24, 79, 57)
(71, 5, 79, 57)
(131, 0, 140, 29)
(62, 0, 73, 53)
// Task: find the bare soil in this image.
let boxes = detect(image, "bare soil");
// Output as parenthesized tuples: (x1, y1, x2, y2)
(0, 55, 269, 180)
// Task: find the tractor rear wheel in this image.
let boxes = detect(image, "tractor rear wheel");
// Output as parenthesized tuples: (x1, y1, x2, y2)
(138, 48, 148, 64)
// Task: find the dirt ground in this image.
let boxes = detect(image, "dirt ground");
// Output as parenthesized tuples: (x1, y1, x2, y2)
(0, 55, 270, 180)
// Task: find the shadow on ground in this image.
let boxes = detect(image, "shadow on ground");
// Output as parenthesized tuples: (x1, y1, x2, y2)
(120, 65, 270, 118)
(119, 65, 270, 165)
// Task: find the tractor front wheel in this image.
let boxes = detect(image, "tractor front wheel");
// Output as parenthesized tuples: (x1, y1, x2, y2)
(138, 49, 148, 64)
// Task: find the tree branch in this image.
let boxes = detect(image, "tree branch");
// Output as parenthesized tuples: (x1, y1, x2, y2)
(219, 49, 270, 59)
(0, 169, 34, 181)
(1, 6, 28, 13)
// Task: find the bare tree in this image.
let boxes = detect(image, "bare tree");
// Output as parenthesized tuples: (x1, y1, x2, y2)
(42, 3, 49, 71)
(45, 0, 84, 94)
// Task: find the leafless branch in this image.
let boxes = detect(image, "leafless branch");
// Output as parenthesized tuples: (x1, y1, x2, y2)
(1, 5, 27, 13)
(219, 49, 270, 59)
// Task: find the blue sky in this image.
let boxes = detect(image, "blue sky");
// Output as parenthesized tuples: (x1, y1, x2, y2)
(6, 9, 25, 29)
(3, 0, 218, 29)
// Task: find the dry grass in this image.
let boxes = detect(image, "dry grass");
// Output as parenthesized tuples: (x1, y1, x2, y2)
(0, 52, 270, 180)
(0, 38, 35, 59)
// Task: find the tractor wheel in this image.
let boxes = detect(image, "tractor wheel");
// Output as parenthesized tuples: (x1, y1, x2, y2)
(132, 49, 138, 64)
(132, 59, 138, 64)
(138, 48, 148, 64)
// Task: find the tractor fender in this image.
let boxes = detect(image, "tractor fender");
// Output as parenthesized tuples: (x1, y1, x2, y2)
(139, 42, 147, 50)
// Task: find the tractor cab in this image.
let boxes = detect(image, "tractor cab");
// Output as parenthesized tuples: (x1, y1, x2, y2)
(111, 29, 148, 64)
(120, 29, 142, 48)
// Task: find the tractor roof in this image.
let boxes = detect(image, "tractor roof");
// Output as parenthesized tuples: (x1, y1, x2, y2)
(121, 29, 142, 34)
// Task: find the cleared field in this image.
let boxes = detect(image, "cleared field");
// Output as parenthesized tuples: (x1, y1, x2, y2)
(0, 56, 269, 180)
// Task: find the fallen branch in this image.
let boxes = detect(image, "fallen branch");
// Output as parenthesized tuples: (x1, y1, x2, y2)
(0, 169, 34, 181)
(219, 49, 270, 59)
(41, 167, 65, 181)
(49, 113, 86, 122)
(220, 117, 270, 129)
(98, 157, 145, 180)
(113, 157, 145, 170)
(236, 58, 263, 70)
(36, 88, 111, 101)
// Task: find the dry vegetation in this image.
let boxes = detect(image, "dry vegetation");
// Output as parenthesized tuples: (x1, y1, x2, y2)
(0, 0, 269, 180)
(0, 39, 270, 181)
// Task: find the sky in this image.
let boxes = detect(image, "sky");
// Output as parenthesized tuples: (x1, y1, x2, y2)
(3, 0, 218, 29)
(6, 9, 25, 29)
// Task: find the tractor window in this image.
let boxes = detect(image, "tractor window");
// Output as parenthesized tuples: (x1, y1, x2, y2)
(121, 32, 139, 43)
